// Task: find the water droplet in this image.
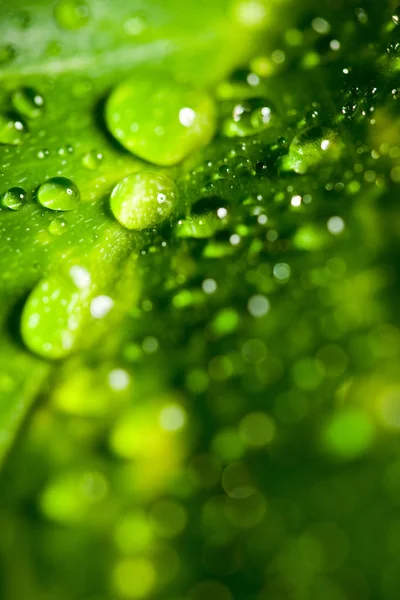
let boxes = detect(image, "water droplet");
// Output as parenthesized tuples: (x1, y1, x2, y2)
(341, 101, 358, 118)
(1, 187, 28, 211)
(176, 212, 223, 239)
(0, 113, 28, 145)
(0, 45, 16, 66)
(216, 67, 266, 100)
(106, 74, 216, 166)
(37, 148, 50, 159)
(393, 7, 400, 26)
(11, 87, 44, 120)
(222, 97, 275, 137)
(110, 172, 177, 230)
(280, 127, 342, 174)
(49, 216, 68, 235)
(82, 150, 103, 169)
(387, 40, 400, 56)
(54, 0, 90, 30)
(37, 177, 80, 211)
(21, 267, 92, 359)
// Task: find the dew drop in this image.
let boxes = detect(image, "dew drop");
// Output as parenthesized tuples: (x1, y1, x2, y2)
(217, 67, 265, 100)
(222, 97, 275, 137)
(82, 150, 103, 169)
(393, 7, 400, 26)
(110, 172, 176, 230)
(0, 113, 28, 145)
(37, 148, 50, 159)
(37, 177, 80, 211)
(176, 212, 223, 239)
(11, 87, 45, 120)
(49, 216, 68, 235)
(105, 74, 216, 166)
(280, 126, 342, 174)
(1, 187, 28, 211)
(21, 267, 92, 359)
(387, 40, 400, 56)
(54, 0, 90, 30)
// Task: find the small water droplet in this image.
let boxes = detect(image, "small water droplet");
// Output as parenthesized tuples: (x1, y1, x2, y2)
(388, 40, 400, 56)
(82, 150, 103, 169)
(393, 7, 400, 25)
(11, 87, 45, 120)
(106, 74, 216, 166)
(0, 113, 28, 145)
(37, 148, 50, 159)
(37, 177, 80, 211)
(49, 216, 68, 235)
(1, 187, 28, 211)
(110, 172, 177, 230)
(341, 101, 358, 118)
(54, 0, 90, 30)
(222, 97, 275, 137)
(216, 67, 266, 100)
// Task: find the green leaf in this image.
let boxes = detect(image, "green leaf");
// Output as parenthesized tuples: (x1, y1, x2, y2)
(0, 0, 257, 463)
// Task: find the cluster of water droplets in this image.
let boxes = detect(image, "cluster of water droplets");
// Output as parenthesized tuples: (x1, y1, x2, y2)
(218, 68, 278, 138)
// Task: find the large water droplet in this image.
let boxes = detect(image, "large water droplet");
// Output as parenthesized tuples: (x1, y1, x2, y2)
(21, 266, 92, 359)
(105, 74, 216, 166)
(280, 127, 342, 174)
(222, 97, 276, 137)
(54, 0, 90, 30)
(1, 187, 28, 211)
(110, 172, 177, 230)
(11, 87, 45, 120)
(0, 113, 28, 145)
(37, 177, 80, 211)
